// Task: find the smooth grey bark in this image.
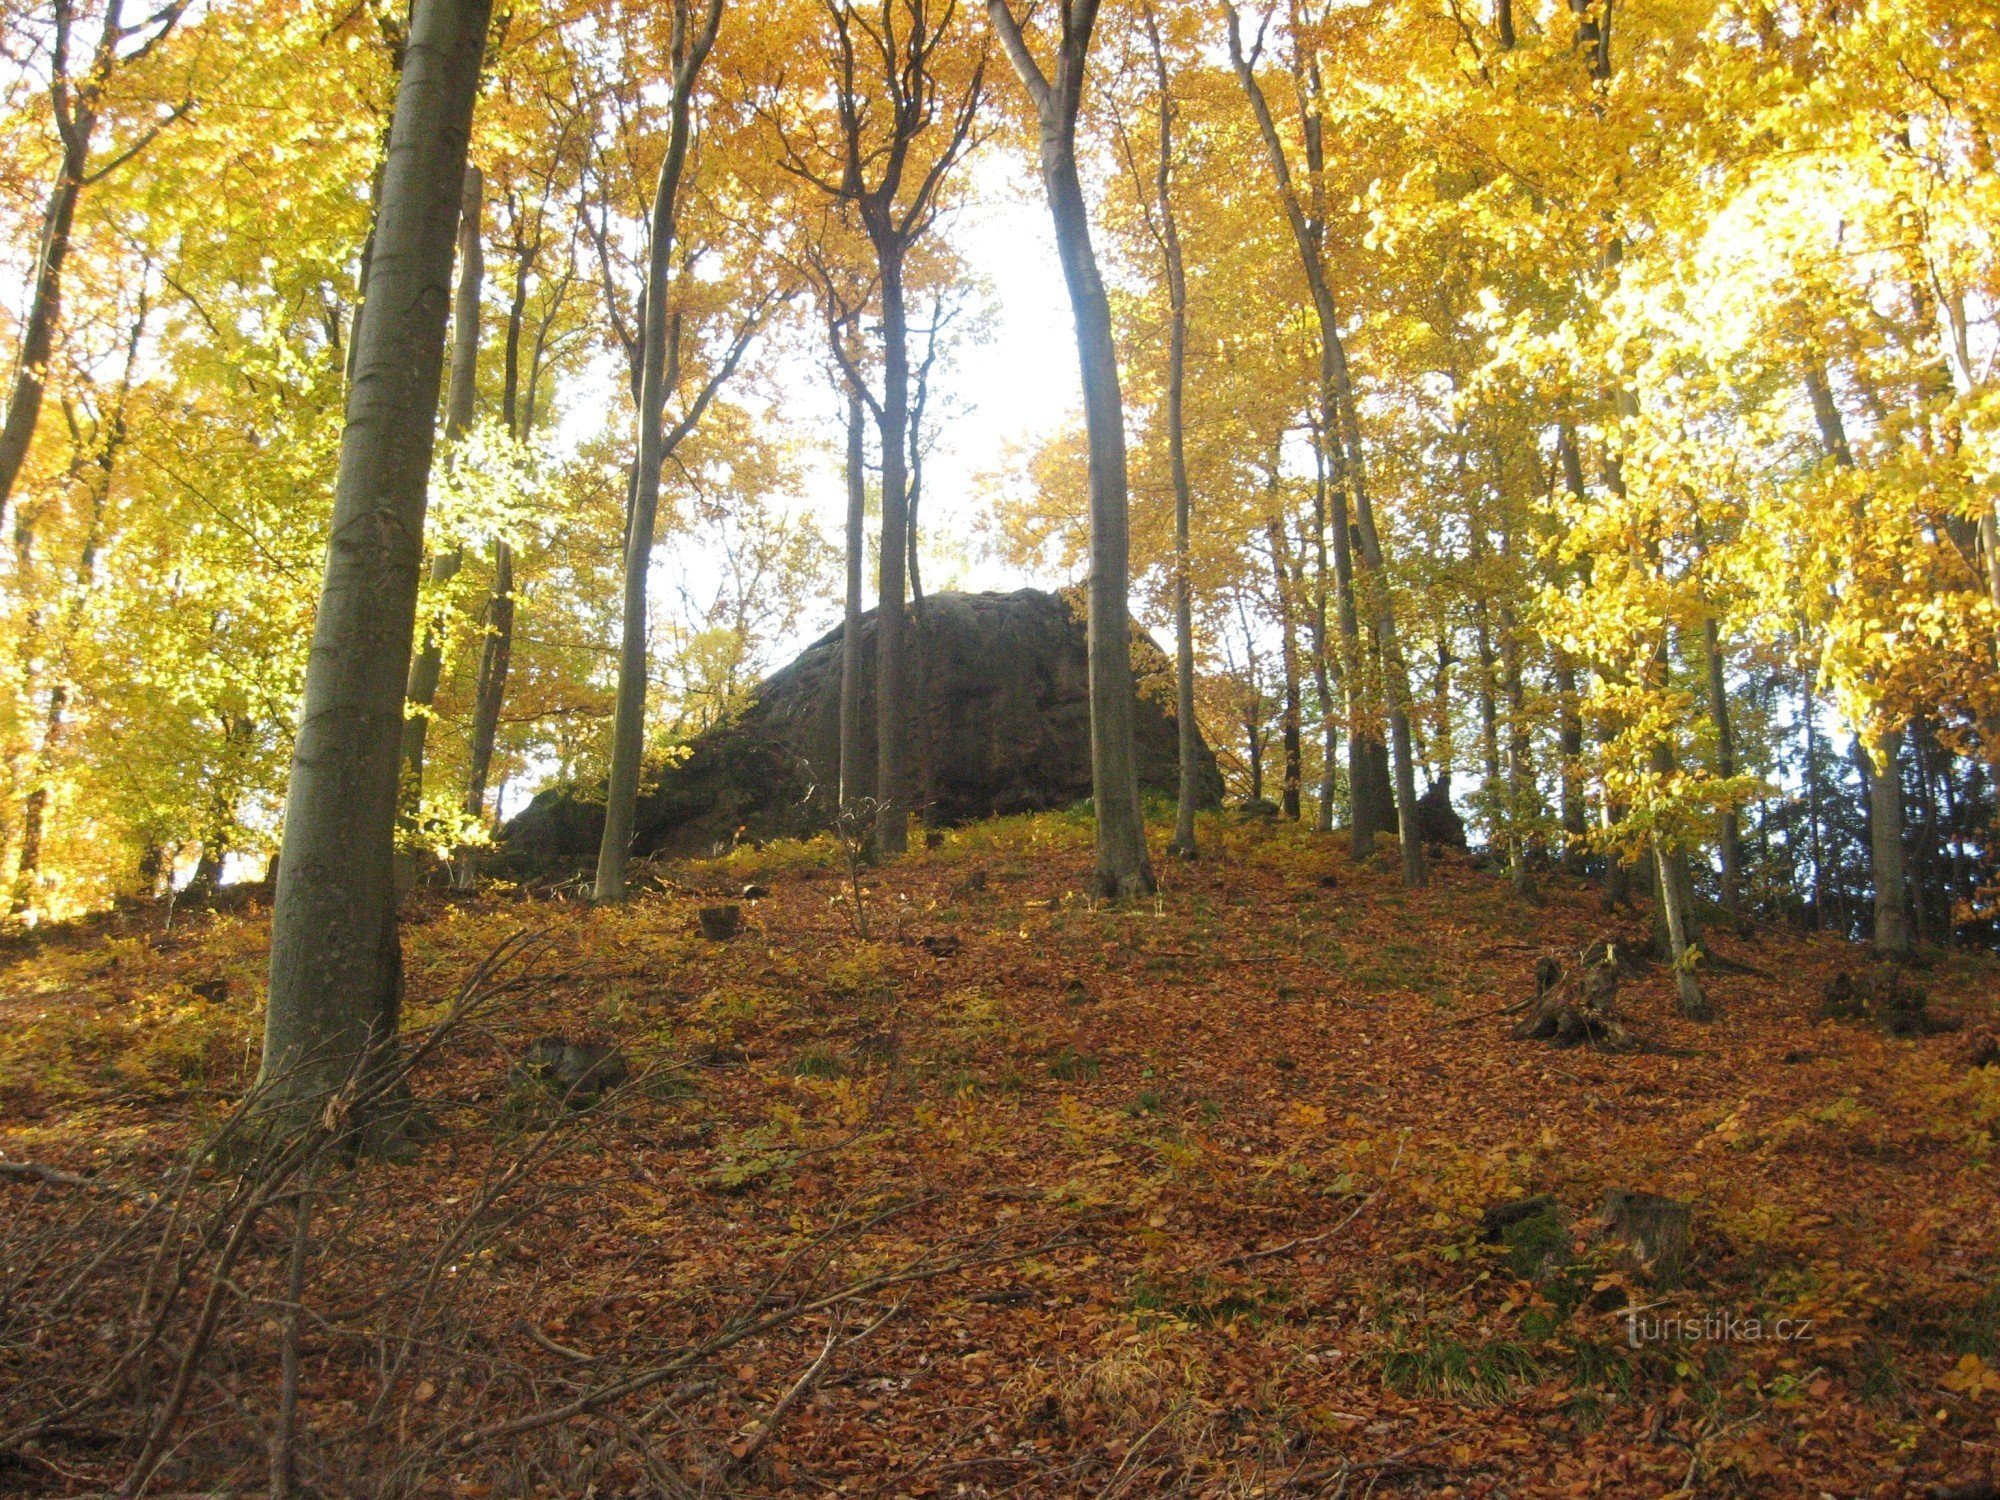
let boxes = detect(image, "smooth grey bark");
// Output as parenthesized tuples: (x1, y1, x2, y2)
(990, 0, 1154, 898)
(1223, 5, 1423, 884)
(1802, 659, 1826, 927)
(1136, 2, 1200, 859)
(1702, 614, 1742, 912)
(1308, 440, 1338, 833)
(1500, 594, 1532, 896)
(1653, 834, 1712, 1018)
(594, 0, 726, 902)
(874, 247, 912, 851)
(1267, 507, 1303, 822)
(839, 383, 867, 810)
(261, 0, 492, 1108)
(1647, 656, 1711, 1016)
(399, 163, 484, 821)
(1552, 652, 1586, 870)
(1868, 727, 1912, 954)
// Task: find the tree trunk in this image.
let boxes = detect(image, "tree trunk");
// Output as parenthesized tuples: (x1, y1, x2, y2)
(1308, 447, 1338, 834)
(1147, 10, 1200, 860)
(1553, 652, 1587, 871)
(1702, 614, 1742, 914)
(0, 132, 88, 524)
(399, 165, 484, 832)
(1047, 145, 1154, 896)
(1802, 660, 1825, 928)
(1474, 596, 1500, 838)
(872, 244, 912, 855)
(839, 385, 868, 811)
(990, 0, 1154, 898)
(0, 0, 155, 521)
(1500, 595, 1532, 895)
(1803, 363, 1913, 948)
(456, 218, 542, 891)
(1267, 510, 1303, 822)
(261, 0, 492, 1112)
(909, 419, 936, 826)
(1652, 833, 1713, 1019)
(1223, 14, 1386, 858)
(594, 0, 724, 902)
(461, 539, 511, 815)
(1224, 14, 1422, 883)
(1868, 727, 1912, 955)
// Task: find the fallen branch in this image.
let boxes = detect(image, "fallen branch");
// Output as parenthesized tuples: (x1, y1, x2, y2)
(0, 1160, 108, 1190)
(457, 1236, 1069, 1447)
(1216, 1132, 1407, 1269)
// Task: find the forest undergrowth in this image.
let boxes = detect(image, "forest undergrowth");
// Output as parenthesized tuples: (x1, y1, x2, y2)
(2, 810, 1997, 1498)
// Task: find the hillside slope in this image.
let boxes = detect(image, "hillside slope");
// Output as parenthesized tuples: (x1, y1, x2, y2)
(2, 814, 1997, 1497)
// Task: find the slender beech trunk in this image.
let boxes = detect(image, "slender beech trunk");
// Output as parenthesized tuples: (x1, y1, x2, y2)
(839, 385, 867, 811)
(1224, 8, 1422, 883)
(1500, 594, 1531, 895)
(1472, 525, 1501, 840)
(261, 0, 492, 1110)
(1142, 3, 1200, 859)
(1868, 728, 1912, 954)
(1702, 614, 1742, 913)
(990, 0, 1154, 898)
(399, 164, 484, 825)
(456, 207, 549, 889)
(1653, 834, 1711, 1018)
(1430, 630, 1452, 803)
(1804, 360, 1910, 951)
(909, 413, 936, 826)
(1309, 443, 1338, 833)
(594, 0, 725, 903)
(872, 245, 912, 854)
(1267, 507, 1303, 822)
(1647, 641, 1711, 1017)
(1553, 653, 1586, 871)
(1802, 660, 1826, 927)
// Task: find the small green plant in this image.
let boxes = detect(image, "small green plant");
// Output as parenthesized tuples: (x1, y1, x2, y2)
(1127, 1088, 1165, 1117)
(1047, 1046, 1101, 1082)
(788, 1045, 845, 1080)
(1380, 1334, 1540, 1401)
(702, 1122, 800, 1193)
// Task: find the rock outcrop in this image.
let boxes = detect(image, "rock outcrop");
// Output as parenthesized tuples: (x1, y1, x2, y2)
(503, 588, 1224, 866)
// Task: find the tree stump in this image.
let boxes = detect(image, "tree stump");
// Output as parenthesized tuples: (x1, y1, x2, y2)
(512, 1036, 630, 1105)
(1512, 939, 1642, 1053)
(697, 904, 742, 941)
(1821, 963, 1954, 1037)
(1599, 1189, 1691, 1287)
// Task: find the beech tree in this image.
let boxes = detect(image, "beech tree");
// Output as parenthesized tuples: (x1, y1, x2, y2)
(260, 0, 493, 1111)
(765, 0, 986, 857)
(591, 0, 762, 901)
(987, 0, 1154, 899)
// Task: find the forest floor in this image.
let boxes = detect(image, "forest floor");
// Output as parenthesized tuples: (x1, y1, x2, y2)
(2, 810, 1999, 1499)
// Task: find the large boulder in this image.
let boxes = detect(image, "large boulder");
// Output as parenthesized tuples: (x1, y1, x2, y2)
(502, 588, 1224, 867)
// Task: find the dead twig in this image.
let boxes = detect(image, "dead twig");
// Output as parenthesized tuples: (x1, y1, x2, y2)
(1216, 1132, 1408, 1270)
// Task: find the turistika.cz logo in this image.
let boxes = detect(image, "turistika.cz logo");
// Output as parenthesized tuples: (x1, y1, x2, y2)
(1623, 1309, 1814, 1349)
